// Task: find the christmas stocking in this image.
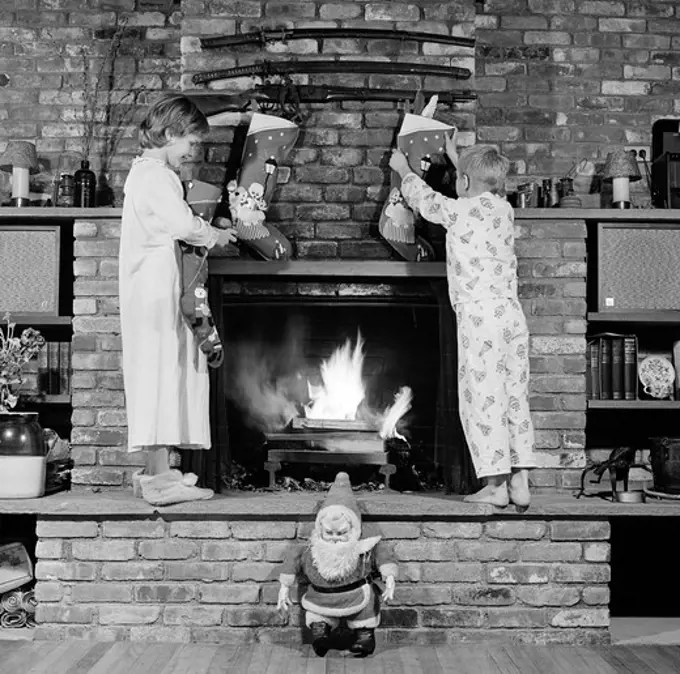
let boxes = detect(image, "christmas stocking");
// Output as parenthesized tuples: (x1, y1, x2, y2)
(180, 179, 225, 368)
(228, 113, 299, 260)
(379, 105, 453, 262)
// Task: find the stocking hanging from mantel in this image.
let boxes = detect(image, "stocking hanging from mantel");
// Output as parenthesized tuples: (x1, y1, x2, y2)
(227, 112, 299, 261)
(379, 102, 454, 262)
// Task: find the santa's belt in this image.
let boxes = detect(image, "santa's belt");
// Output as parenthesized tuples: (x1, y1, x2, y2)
(310, 577, 372, 594)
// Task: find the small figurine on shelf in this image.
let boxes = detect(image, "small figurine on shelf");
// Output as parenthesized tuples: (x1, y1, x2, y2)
(277, 472, 398, 658)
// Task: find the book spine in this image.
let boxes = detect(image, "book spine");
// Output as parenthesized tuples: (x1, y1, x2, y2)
(611, 337, 624, 400)
(59, 342, 71, 395)
(48, 341, 60, 395)
(624, 336, 638, 401)
(591, 339, 601, 400)
(599, 337, 612, 400)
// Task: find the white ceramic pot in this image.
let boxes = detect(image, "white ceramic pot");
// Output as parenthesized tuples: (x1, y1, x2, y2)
(0, 456, 46, 498)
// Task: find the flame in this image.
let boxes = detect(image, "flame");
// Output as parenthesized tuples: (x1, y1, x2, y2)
(305, 333, 366, 420)
(303, 332, 412, 441)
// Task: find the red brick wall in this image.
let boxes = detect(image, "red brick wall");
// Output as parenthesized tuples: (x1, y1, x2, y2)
(476, 0, 674, 200)
(2, 0, 674, 210)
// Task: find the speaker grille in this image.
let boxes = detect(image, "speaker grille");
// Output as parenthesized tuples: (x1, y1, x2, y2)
(0, 229, 59, 315)
(600, 227, 680, 311)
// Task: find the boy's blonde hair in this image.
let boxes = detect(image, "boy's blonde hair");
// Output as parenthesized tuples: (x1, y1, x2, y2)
(139, 94, 209, 149)
(458, 145, 510, 194)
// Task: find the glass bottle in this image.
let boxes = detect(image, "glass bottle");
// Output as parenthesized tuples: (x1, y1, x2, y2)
(56, 173, 75, 207)
(74, 160, 97, 207)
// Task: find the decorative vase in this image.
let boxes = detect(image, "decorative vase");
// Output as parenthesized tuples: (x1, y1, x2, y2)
(0, 411, 47, 499)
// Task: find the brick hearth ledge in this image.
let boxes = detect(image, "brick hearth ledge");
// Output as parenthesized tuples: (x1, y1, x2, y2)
(2, 491, 678, 645)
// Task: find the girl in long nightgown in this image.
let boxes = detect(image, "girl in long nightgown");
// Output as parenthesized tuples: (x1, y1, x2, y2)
(119, 94, 237, 504)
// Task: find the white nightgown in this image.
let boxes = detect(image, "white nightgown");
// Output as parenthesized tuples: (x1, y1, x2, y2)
(119, 157, 219, 453)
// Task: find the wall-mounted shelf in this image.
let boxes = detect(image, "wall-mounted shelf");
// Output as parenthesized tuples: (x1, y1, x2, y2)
(588, 400, 680, 410)
(588, 312, 680, 324)
(9, 315, 72, 327)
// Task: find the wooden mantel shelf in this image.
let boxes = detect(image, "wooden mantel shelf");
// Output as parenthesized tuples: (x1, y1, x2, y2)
(2, 207, 680, 221)
(0, 207, 121, 218)
(208, 259, 447, 277)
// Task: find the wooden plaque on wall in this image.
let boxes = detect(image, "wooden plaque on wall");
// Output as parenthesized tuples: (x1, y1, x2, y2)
(0, 224, 61, 317)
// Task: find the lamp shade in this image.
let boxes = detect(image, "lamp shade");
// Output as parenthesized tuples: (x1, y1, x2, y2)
(603, 149, 641, 182)
(0, 141, 39, 172)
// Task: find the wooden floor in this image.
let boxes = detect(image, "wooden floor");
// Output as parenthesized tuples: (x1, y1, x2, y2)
(2, 641, 680, 674)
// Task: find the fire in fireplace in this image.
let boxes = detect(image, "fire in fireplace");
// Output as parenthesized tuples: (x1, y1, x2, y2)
(216, 300, 440, 489)
(259, 331, 413, 487)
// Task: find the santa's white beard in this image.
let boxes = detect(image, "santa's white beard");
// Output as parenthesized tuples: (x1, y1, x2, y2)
(310, 530, 361, 582)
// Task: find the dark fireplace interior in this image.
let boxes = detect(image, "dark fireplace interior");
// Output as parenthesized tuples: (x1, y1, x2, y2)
(184, 281, 478, 494)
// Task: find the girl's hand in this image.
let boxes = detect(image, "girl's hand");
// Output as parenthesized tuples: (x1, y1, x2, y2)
(216, 228, 238, 246)
(389, 149, 411, 178)
(445, 128, 459, 166)
(213, 216, 232, 229)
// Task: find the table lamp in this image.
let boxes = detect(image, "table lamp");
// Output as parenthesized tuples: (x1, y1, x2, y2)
(0, 141, 39, 207)
(603, 149, 641, 209)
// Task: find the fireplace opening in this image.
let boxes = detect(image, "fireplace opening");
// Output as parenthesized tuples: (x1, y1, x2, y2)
(187, 290, 477, 494)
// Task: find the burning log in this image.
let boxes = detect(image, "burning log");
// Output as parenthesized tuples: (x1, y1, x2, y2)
(290, 418, 377, 432)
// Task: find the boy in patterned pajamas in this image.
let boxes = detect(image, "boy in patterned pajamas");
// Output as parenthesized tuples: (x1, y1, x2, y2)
(389, 130, 535, 511)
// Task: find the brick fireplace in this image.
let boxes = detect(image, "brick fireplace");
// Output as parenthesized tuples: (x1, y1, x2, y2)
(0, 0, 621, 647)
(69, 214, 587, 492)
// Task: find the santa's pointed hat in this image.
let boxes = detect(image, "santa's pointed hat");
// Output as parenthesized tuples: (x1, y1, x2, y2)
(315, 472, 361, 532)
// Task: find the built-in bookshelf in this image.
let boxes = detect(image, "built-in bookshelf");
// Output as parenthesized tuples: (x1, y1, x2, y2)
(21, 340, 72, 404)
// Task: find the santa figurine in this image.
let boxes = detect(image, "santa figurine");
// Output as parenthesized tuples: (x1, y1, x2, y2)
(277, 472, 398, 658)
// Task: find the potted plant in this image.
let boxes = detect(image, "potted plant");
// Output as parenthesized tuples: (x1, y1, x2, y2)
(0, 313, 48, 498)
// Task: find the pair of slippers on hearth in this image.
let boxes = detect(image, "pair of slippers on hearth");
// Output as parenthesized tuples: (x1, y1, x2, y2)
(132, 469, 213, 506)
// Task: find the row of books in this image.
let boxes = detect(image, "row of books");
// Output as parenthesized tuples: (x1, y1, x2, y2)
(587, 333, 638, 401)
(22, 341, 71, 397)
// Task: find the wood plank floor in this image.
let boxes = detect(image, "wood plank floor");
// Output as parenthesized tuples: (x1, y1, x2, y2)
(2, 641, 680, 674)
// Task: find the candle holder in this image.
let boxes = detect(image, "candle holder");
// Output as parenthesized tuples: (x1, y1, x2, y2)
(603, 149, 641, 209)
(0, 141, 39, 207)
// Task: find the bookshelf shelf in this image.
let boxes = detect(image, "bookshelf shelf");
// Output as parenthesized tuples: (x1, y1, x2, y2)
(588, 312, 680, 324)
(23, 394, 71, 405)
(588, 400, 680, 410)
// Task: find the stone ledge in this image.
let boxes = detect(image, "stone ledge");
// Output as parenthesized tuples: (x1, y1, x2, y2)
(1, 491, 678, 519)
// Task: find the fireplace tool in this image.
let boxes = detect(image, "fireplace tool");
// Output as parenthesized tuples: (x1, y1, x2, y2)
(264, 417, 396, 490)
(576, 446, 651, 503)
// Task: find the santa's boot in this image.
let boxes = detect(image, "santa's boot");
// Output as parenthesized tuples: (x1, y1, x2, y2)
(310, 622, 331, 657)
(350, 628, 376, 657)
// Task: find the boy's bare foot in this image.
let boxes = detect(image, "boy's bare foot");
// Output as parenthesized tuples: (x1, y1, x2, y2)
(464, 481, 510, 508)
(509, 468, 531, 509)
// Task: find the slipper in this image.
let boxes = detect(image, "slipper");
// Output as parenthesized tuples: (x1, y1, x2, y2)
(138, 471, 213, 506)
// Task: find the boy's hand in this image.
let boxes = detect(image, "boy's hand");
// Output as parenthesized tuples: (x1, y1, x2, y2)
(445, 128, 459, 167)
(389, 149, 411, 178)
(216, 227, 238, 246)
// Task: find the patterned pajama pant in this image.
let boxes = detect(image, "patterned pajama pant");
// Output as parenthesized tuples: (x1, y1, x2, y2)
(454, 298, 536, 478)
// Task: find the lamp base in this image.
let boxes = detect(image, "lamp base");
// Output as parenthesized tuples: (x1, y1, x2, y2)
(9, 197, 31, 208)
(611, 200, 631, 209)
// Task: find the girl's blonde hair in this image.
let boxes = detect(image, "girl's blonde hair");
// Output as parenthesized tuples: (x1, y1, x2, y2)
(139, 94, 209, 149)
(458, 145, 510, 194)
